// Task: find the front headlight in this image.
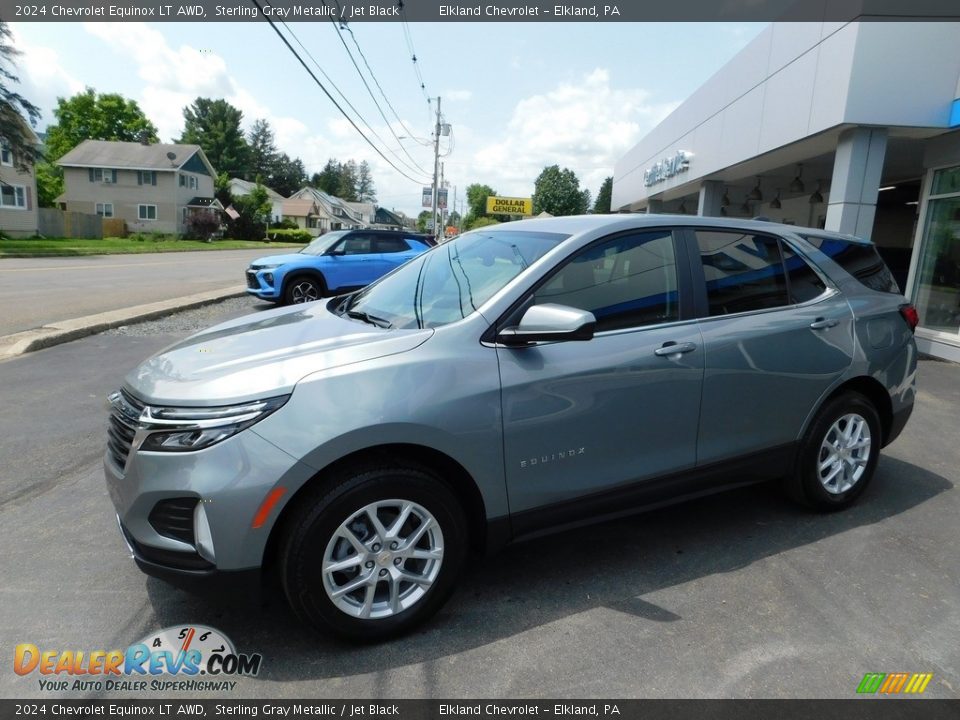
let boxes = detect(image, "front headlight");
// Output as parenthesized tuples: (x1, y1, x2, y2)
(137, 396, 289, 452)
(254, 264, 280, 271)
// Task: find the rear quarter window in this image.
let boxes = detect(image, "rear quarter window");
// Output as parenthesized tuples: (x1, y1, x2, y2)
(801, 235, 900, 294)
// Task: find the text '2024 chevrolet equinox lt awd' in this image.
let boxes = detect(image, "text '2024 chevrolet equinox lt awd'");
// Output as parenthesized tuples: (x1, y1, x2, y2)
(106, 215, 917, 640)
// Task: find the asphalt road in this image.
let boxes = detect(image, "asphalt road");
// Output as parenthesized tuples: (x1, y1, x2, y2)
(1, 299, 958, 700)
(0, 249, 276, 336)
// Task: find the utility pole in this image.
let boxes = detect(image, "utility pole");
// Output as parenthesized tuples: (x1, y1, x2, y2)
(431, 96, 441, 241)
(440, 162, 446, 239)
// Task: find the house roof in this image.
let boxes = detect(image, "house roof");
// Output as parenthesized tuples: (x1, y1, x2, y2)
(57, 140, 214, 174)
(228, 177, 284, 201)
(283, 198, 318, 216)
(187, 197, 224, 209)
(290, 186, 365, 225)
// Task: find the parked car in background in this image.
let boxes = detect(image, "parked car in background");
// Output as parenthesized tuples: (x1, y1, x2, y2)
(108, 215, 916, 641)
(245, 229, 433, 304)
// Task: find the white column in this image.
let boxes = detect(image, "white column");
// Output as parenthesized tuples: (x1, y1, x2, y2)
(698, 180, 724, 217)
(825, 127, 888, 237)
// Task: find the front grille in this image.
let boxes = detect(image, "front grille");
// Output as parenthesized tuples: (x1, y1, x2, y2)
(107, 389, 144, 471)
(149, 497, 199, 545)
(246, 270, 259, 289)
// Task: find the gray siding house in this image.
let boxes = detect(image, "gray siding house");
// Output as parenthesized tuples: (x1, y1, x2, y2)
(0, 116, 40, 238)
(56, 140, 220, 235)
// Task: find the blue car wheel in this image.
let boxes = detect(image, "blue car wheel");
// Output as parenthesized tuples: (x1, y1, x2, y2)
(284, 275, 325, 305)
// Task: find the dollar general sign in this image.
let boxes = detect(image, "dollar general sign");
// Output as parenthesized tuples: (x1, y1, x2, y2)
(486, 196, 533, 216)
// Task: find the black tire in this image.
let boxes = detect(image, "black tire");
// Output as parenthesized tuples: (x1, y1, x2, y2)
(279, 462, 468, 641)
(283, 274, 325, 305)
(785, 392, 881, 511)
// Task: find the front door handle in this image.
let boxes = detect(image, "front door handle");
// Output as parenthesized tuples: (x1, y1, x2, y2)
(809, 317, 839, 330)
(654, 341, 697, 357)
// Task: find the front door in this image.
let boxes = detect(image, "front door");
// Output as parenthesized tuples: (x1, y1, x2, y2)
(496, 229, 704, 519)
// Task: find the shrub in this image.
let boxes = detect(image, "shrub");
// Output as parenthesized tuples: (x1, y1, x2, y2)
(184, 213, 223, 241)
(266, 228, 312, 244)
(270, 218, 299, 230)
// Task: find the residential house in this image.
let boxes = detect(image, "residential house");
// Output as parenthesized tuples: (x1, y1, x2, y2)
(0, 114, 39, 237)
(283, 186, 367, 236)
(345, 201, 375, 227)
(228, 177, 285, 223)
(373, 207, 407, 230)
(56, 140, 221, 235)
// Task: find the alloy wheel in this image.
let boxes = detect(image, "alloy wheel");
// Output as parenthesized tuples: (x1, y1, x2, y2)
(817, 413, 872, 494)
(290, 281, 319, 303)
(322, 499, 444, 619)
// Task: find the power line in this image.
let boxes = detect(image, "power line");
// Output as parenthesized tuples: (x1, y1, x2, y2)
(398, 3, 431, 109)
(278, 19, 432, 182)
(248, 0, 430, 186)
(323, 13, 435, 175)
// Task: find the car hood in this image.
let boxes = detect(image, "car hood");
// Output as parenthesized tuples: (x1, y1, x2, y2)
(251, 252, 308, 267)
(123, 302, 433, 406)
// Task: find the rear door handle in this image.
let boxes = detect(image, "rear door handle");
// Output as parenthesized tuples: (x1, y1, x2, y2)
(809, 317, 839, 330)
(654, 341, 697, 357)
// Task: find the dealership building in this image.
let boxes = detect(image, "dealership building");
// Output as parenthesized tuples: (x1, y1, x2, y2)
(613, 20, 960, 361)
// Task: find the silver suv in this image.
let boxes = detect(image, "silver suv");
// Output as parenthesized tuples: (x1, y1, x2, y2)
(106, 215, 917, 640)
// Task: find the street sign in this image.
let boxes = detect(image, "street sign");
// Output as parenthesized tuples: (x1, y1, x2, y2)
(486, 196, 533, 215)
(438, 188, 448, 209)
(422, 187, 432, 208)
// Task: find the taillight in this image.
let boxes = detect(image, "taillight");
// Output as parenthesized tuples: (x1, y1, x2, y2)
(899, 304, 919, 333)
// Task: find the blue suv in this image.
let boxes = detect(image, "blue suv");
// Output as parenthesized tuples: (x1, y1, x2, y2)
(246, 229, 433, 304)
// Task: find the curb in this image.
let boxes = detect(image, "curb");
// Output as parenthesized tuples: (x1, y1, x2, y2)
(0, 286, 247, 362)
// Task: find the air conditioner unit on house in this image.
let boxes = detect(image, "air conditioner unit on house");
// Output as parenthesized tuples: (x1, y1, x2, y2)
(102, 178, 113, 184)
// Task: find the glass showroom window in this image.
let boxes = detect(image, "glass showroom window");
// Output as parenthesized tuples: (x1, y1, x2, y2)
(913, 166, 960, 336)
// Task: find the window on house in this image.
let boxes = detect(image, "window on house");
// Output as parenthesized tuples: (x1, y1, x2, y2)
(138, 204, 157, 220)
(0, 184, 26, 209)
(137, 170, 157, 186)
(179, 174, 198, 189)
(96, 203, 114, 218)
(89, 168, 117, 183)
(1, 145, 12, 167)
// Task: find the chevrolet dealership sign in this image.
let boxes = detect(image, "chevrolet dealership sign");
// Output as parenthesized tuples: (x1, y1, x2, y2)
(643, 150, 691, 187)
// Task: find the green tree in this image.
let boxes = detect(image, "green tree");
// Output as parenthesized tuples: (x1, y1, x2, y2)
(0, 21, 41, 171)
(312, 159, 341, 195)
(356, 160, 376, 202)
(465, 216, 501, 231)
(247, 118, 276, 182)
(225, 181, 271, 240)
(416, 210, 431, 233)
(178, 97, 249, 177)
(593, 176, 613, 214)
(45, 88, 158, 161)
(465, 183, 496, 218)
(337, 160, 359, 201)
(269, 152, 306, 197)
(36, 162, 63, 207)
(532, 165, 590, 216)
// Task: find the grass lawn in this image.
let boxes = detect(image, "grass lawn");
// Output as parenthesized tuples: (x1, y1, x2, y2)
(0, 236, 304, 258)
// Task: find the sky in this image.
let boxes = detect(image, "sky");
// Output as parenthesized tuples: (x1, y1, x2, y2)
(10, 20, 765, 217)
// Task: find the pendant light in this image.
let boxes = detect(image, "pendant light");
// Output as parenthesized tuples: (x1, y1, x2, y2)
(770, 189, 782, 210)
(740, 197, 752, 214)
(809, 182, 823, 204)
(749, 176, 763, 201)
(721, 187, 731, 207)
(678, 199, 687, 214)
(789, 164, 805, 193)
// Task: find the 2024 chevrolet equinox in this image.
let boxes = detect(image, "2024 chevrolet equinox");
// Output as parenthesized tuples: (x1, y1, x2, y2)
(106, 215, 916, 640)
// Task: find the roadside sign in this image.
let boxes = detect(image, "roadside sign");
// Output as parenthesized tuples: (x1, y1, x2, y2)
(438, 188, 448, 209)
(422, 187, 432, 208)
(486, 196, 533, 215)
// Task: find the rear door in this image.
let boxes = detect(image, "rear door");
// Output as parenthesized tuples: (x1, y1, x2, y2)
(496, 228, 705, 520)
(374, 235, 418, 273)
(686, 228, 855, 465)
(327, 233, 376, 289)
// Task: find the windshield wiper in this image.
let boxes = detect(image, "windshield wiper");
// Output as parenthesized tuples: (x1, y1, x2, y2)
(346, 310, 392, 329)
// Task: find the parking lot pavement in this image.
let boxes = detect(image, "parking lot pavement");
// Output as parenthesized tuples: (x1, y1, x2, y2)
(0, 298, 957, 699)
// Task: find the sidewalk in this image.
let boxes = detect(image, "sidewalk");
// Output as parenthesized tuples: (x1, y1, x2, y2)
(0, 286, 245, 362)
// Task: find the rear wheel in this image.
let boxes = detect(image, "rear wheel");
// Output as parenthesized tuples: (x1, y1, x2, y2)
(280, 463, 467, 641)
(786, 392, 881, 511)
(284, 275, 325, 305)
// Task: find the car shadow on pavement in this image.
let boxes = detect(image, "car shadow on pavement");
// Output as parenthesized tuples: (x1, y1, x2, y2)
(142, 455, 951, 682)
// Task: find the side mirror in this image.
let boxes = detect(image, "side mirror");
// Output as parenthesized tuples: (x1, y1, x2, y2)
(497, 304, 596, 346)
(326, 248, 345, 256)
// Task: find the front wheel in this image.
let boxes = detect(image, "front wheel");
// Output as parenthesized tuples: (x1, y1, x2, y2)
(280, 464, 468, 641)
(284, 275, 324, 305)
(786, 392, 881, 511)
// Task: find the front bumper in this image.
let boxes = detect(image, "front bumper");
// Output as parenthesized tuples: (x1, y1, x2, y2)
(245, 269, 281, 300)
(104, 423, 316, 576)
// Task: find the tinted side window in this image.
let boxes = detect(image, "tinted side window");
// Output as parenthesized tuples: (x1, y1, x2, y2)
(695, 231, 789, 316)
(375, 236, 410, 253)
(341, 236, 372, 255)
(781, 243, 826, 303)
(801, 235, 899, 293)
(534, 230, 679, 332)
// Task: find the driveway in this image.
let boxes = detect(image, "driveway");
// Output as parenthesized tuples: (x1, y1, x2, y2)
(0, 249, 276, 336)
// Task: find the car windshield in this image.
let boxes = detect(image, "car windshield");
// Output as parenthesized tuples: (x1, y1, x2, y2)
(341, 229, 569, 329)
(300, 231, 348, 256)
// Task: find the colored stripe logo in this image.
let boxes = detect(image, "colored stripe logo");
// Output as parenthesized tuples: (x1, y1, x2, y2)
(857, 672, 933, 694)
